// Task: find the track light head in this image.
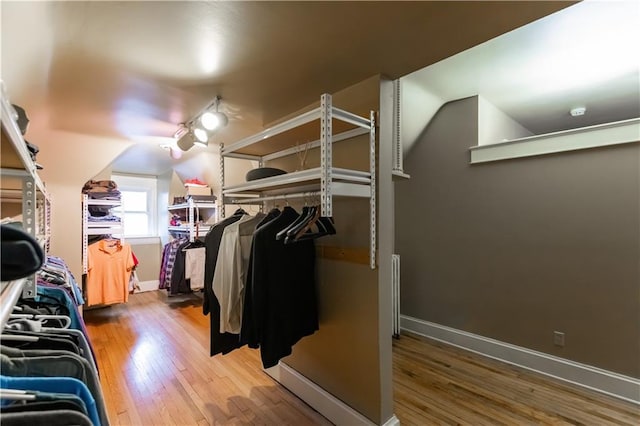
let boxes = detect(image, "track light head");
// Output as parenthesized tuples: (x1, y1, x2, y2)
(175, 95, 227, 151)
(193, 127, 208, 143)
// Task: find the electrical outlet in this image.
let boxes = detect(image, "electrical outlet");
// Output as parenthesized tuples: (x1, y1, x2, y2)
(553, 331, 565, 347)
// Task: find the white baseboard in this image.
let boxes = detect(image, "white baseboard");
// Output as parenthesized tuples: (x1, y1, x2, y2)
(401, 315, 640, 405)
(266, 362, 399, 426)
(137, 280, 159, 292)
(381, 414, 401, 426)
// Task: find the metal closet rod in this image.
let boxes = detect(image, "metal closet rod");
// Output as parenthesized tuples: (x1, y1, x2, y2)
(0, 279, 27, 330)
(225, 191, 321, 204)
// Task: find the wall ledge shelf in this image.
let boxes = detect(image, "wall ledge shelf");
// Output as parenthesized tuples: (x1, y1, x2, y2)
(470, 117, 640, 163)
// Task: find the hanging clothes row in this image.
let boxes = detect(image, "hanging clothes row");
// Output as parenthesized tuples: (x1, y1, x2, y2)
(159, 236, 206, 295)
(203, 205, 335, 369)
(1, 225, 108, 426)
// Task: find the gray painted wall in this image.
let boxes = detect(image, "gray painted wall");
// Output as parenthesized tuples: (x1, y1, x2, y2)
(396, 96, 640, 377)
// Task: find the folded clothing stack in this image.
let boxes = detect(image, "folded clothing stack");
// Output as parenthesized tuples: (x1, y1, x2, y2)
(12, 104, 43, 170)
(81, 180, 121, 220)
(82, 180, 121, 203)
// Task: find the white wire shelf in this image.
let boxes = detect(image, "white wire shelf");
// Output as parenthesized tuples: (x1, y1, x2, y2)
(1, 84, 48, 198)
(86, 223, 124, 235)
(168, 202, 217, 210)
(221, 105, 372, 157)
(219, 93, 377, 269)
(223, 167, 370, 195)
(84, 198, 122, 207)
(168, 225, 211, 234)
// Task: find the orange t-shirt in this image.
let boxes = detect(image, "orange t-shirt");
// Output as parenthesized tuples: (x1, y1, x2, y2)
(87, 240, 134, 306)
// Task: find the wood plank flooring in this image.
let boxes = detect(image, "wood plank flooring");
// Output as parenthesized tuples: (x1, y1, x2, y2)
(84, 291, 331, 426)
(84, 291, 640, 425)
(393, 332, 640, 425)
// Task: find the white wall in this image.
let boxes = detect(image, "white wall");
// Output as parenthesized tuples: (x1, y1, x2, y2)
(478, 95, 533, 145)
(399, 79, 443, 156)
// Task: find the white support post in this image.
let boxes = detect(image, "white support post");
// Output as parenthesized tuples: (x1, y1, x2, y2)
(369, 110, 377, 270)
(44, 196, 51, 253)
(219, 143, 225, 219)
(392, 79, 403, 174)
(320, 93, 332, 217)
(22, 176, 37, 298)
(188, 198, 195, 242)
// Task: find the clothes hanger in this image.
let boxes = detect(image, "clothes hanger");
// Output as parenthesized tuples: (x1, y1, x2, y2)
(182, 238, 205, 251)
(287, 204, 322, 243)
(0, 334, 39, 342)
(283, 205, 317, 243)
(8, 313, 71, 329)
(0, 389, 37, 401)
(276, 205, 308, 241)
(294, 215, 336, 242)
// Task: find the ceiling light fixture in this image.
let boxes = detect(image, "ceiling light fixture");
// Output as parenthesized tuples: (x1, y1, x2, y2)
(174, 123, 189, 139)
(193, 127, 208, 143)
(176, 95, 228, 151)
(570, 106, 587, 117)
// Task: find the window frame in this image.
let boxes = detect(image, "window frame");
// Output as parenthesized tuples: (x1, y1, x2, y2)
(112, 174, 158, 238)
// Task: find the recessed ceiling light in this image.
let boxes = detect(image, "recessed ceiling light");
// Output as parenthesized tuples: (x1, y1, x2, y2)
(570, 107, 587, 117)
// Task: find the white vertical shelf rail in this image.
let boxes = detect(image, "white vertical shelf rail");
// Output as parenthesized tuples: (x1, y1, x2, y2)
(320, 93, 333, 217)
(391, 254, 401, 337)
(21, 176, 37, 298)
(82, 195, 89, 274)
(22, 177, 36, 237)
(45, 195, 52, 253)
(392, 79, 403, 174)
(370, 110, 377, 270)
(219, 143, 225, 219)
(187, 198, 195, 242)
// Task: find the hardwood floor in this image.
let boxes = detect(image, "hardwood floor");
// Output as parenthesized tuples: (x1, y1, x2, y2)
(85, 291, 639, 425)
(393, 332, 640, 425)
(84, 291, 331, 426)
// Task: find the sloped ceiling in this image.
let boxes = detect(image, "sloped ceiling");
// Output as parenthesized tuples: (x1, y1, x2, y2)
(403, 0, 640, 135)
(1, 1, 577, 175)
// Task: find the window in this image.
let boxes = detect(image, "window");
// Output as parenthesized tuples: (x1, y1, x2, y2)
(112, 174, 158, 237)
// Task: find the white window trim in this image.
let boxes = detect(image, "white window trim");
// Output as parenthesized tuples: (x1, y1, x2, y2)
(469, 117, 639, 164)
(112, 174, 158, 237)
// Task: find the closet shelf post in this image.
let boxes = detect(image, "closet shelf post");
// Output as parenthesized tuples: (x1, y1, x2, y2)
(370, 110, 376, 270)
(0, 279, 27, 329)
(22, 176, 38, 297)
(320, 93, 332, 217)
(220, 143, 225, 219)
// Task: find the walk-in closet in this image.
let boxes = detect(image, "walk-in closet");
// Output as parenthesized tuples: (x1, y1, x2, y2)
(2, 1, 639, 425)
